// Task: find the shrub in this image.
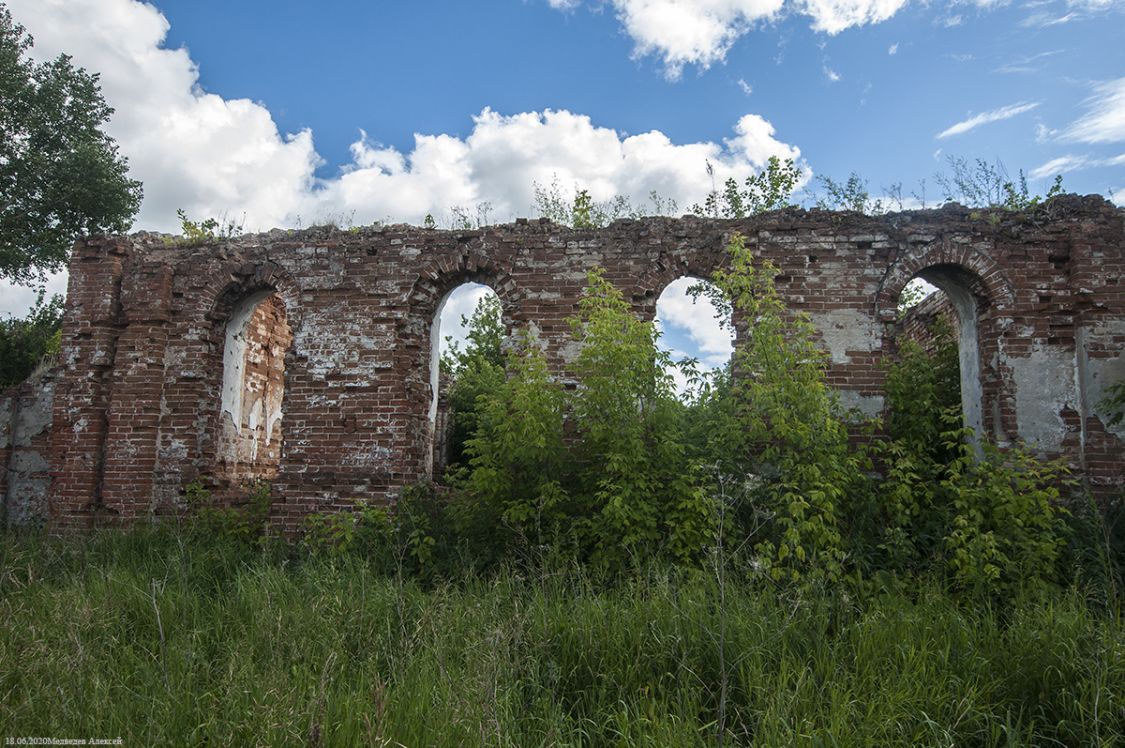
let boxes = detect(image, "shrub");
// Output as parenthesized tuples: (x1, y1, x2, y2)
(697, 233, 857, 584)
(184, 480, 272, 547)
(567, 269, 712, 567)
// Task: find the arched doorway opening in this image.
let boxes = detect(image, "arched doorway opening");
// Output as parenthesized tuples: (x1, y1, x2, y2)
(429, 282, 504, 479)
(892, 268, 983, 442)
(654, 276, 734, 397)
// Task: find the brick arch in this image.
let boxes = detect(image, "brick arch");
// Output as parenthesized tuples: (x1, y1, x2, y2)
(875, 239, 1015, 323)
(206, 261, 302, 332)
(631, 243, 732, 319)
(404, 246, 524, 324)
(876, 239, 1017, 447)
(398, 246, 526, 479)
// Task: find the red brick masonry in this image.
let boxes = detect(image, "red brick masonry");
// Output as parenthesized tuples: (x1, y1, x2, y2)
(2, 196, 1121, 531)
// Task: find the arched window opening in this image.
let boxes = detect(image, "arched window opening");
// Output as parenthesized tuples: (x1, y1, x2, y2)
(893, 270, 982, 443)
(654, 277, 734, 397)
(216, 291, 292, 484)
(429, 282, 504, 480)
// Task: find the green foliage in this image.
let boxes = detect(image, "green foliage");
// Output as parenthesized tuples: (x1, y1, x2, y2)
(691, 156, 802, 218)
(438, 293, 506, 472)
(184, 480, 272, 547)
(0, 292, 62, 388)
(884, 318, 961, 447)
(1100, 377, 1125, 428)
(568, 269, 712, 565)
(302, 501, 394, 564)
(864, 321, 1070, 599)
(571, 188, 595, 229)
(448, 202, 493, 230)
(697, 233, 854, 583)
(452, 271, 711, 568)
(0, 5, 142, 285)
(935, 156, 1064, 211)
(895, 278, 931, 317)
(433, 231, 1075, 598)
(861, 323, 962, 572)
(532, 174, 678, 228)
(942, 440, 1068, 598)
(455, 331, 569, 561)
(302, 485, 456, 580)
(168, 208, 244, 245)
(814, 172, 887, 214)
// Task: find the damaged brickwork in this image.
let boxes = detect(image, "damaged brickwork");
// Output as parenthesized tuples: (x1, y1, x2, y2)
(1, 195, 1122, 532)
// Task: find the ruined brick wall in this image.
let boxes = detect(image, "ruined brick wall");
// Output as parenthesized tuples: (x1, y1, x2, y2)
(26, 195, 1124, 531)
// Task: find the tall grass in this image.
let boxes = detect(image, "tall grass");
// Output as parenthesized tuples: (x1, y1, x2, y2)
(1, 527, 1122, 746)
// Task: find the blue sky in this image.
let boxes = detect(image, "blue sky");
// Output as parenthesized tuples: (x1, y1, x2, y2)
(152, 0, 1124, 203)
(2, 0, 1123, 367)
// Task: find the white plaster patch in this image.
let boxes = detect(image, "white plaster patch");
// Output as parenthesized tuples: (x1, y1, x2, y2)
(220, 291, 273, 431)
(1009, 344, 1078, 452)
(806, 309, 881, 364)
(558, 339, 584, 365)
(836, 390, 885, 419)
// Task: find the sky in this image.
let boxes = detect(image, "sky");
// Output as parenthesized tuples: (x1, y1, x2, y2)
(2, 0, 1123, 370)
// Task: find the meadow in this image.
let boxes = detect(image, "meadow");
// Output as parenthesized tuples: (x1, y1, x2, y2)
(1, 526, 1123, 746)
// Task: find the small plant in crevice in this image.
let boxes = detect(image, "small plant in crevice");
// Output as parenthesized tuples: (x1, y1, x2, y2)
(165, 208, 245, 246)
(691, 155, 802, 218)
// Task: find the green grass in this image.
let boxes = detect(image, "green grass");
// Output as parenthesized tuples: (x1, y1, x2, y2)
(1, 527, 1123, 746)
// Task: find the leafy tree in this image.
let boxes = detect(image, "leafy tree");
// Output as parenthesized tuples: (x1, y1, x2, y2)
(694, 234, 855, 583)
(866, 320, 962, 572)
(456, 331, 570, 562)
(0, 4, 142, 286)
(867, 318, 1068, 596)
(568, 269, 711, 565)
(0, 292, 62, 388)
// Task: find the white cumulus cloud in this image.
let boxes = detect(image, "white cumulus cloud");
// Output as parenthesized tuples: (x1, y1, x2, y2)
(796, 0, 909, 34)
(315, 108, 803, 228)
(0, 0, 805, 317)
(6, 0, 319, 233)
(612, 0, 786, 79)
(655, 277, 734, 370)
(547, 0, 914, 77)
